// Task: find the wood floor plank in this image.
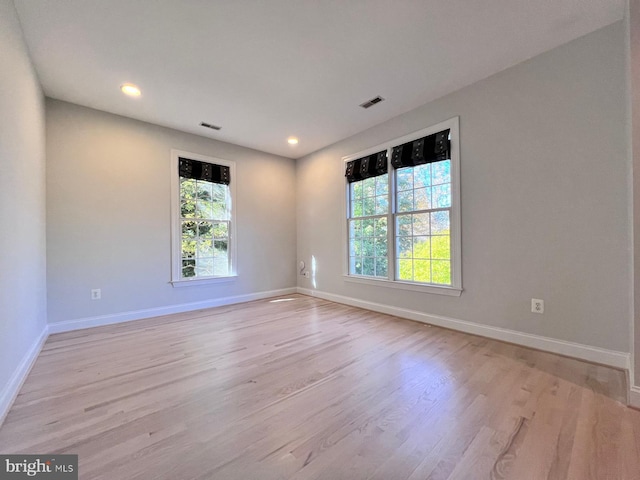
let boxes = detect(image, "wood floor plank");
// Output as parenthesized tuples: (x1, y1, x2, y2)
(0, 294, 638, 479)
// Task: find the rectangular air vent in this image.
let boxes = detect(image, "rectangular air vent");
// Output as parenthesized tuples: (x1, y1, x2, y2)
(200, 122, 221, 131)
(359, 96, 385, 109)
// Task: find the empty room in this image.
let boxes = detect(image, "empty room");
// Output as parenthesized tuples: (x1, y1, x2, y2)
(2, 0, 640, 478)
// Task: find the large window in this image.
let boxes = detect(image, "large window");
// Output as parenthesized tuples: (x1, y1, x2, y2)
(170, 150, 236, 286)
(344, 117, 461, 295)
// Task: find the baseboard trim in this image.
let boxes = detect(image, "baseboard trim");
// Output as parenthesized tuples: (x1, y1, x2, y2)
(297, 287, 630, 370)
(49, 287, 298, 334)
(0, 326, 49, 427)
(630, 386, 640, 409)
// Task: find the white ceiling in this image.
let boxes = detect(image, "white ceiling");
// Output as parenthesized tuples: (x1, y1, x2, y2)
(14, 0, 624, 159)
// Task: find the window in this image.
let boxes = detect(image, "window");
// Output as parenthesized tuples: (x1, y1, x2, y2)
(170, 150, 237, 287)
(348, 167, 389, 278)
(344, 117, 461, 295)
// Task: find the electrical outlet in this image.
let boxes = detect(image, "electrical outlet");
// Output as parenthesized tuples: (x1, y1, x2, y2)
(304, 271, 310, 278)
(91, 288, 101, 300)
(531, 298, 544, 314)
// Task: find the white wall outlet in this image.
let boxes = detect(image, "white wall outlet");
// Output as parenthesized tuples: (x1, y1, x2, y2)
(304, 271, 310, 278)
(91, 288, 101, 300)
(531, 298, 544, 314)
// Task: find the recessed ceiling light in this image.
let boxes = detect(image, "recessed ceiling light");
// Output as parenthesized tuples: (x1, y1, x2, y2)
(288, 137, 299, 145)
(121, 83, 141, 97)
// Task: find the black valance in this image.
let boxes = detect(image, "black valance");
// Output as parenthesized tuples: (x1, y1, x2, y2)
(345, 150, 387, 183)
(391, 129, 450, 169)
(179, 157, 230, 185)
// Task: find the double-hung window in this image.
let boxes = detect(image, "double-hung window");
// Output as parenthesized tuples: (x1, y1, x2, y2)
(345, 117, 461, 295)
(170, 150, 237, 287)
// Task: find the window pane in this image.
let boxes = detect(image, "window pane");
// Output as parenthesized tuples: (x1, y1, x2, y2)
(182, 259, 196, 278)
(363, 196, 376, 216)
(433, 184, 451, 209)
(351, 198, 363, 217)
(413, 164, 431, 188)
(362, 218, 374, 236)
(349, 256, 357, 274)
(349, 219, 362, 239)
(375, 196, 388, 215)
(195, 258, 214, 277)
(397, 214, 412, 236)
(397, 191, 413, 212)
(431, 235, 450, 260)
(362, 237, 374, 257)
(413, 236, 430, 259)
(431, 211, 450, 235)
(214, 255, 229, 276)
(351, 182, 363, 200)
(182, 239, 196, 259)
(374, 217, 387, 237)
(363, 177, 376, 197)
(181, 200, 196, 218)
(182, 221, 197, 239)
(397, 236, 412, 258)
(197, 181, 212, 201)
(412, 213, 429, 236)
(196, 200, 214, 219)
(354, 258, 363, 275)
(197, 239, 213, 258)
(375, 257, 388, 277)
(180, 178, 196, 201)
(398, 259, 413, 280)
(375, 175, 388, 195)
(414, 260, 431, 283)
(198, 221, 213, 239)
(362, 257, 375, 276)
(432, 260, 451, 284)
(374, 238, 387, 257)
(211, 202, 227, 219)
(213, 222, 228, 238)
(214, 239, 228, 255)
(212, 183, 226, 202)
(349, 238, 360, 256)
(397, 168, 413, 191)
(432, 160, 451, 185)
(414, 188, 431, 210)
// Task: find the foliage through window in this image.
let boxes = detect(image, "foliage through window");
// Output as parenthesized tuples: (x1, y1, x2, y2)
(348, 175, 389, 277)
(179, 179, 230, 278)
(396, 160, 451, 284)
(345, 118, 460, 292)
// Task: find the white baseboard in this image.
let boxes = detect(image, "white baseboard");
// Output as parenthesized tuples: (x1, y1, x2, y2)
(49, 287, 298, 334)
(0, 326, 49, 427)
(297, 287, 630, 370)
(630, 386, 640, 409)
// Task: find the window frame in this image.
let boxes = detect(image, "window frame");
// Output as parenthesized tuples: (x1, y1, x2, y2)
(343, 117, 462, 296)
(170, 149, 237, 287)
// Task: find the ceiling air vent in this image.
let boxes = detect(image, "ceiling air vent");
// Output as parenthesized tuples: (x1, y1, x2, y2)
(200, 122, 221, 131)
(359, 96, 385, 109)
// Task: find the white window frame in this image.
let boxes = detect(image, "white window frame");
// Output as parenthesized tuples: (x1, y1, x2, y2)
(342, 117, 462, 296)
(170, 149, 238, 287)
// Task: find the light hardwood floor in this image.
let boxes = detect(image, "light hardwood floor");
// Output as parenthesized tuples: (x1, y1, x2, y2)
(1, 294, 639, 479)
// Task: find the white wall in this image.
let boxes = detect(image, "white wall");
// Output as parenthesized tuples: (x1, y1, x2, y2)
(0, 0, 47, 412)
(46, 100, 296, 325)
(297, 22, 630, 353)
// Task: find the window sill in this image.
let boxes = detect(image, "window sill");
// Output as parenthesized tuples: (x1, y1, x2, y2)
(171, 275, 237, 288)
(343, 274, 462, 296)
